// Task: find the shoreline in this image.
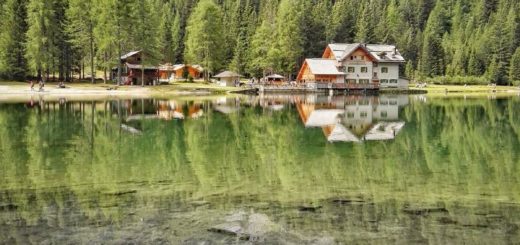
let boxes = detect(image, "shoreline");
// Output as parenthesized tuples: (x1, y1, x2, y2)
(1, 82, 519, 102)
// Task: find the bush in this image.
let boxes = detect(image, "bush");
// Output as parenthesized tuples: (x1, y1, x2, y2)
(423, 76, 489, 85)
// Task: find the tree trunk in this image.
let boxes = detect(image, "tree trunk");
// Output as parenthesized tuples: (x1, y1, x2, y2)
(141, 53, 145, 87)
(116, 18, 123, 86)
(104, 51, 107, 84)
(90, 25, 95, 84)
(81, 58, 84, 80)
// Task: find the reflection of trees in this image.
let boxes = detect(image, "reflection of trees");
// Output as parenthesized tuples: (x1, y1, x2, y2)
(0, 97, 520, 239)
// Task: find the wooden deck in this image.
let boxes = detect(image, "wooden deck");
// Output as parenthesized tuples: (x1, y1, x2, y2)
(317, 83, 380, 90)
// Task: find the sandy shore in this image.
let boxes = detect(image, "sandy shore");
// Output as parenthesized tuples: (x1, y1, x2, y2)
(0, 84, 222, 103)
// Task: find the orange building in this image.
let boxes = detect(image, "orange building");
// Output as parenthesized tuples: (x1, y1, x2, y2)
(158, 64, 203, 82)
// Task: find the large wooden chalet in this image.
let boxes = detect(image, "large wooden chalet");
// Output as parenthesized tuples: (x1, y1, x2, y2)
(297, 43, 407, 90)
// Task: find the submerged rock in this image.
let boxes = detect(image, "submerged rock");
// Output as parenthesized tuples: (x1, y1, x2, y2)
(402, 207, 448, 215)
(298, 206, 322, 212)
(103, 190, 137, 196)
(208, 212, 280, 242)
(208, 222, 250, 240)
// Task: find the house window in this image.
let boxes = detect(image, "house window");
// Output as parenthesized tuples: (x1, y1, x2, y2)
(338, 66, 346, 72)
(347, 67, 355, 73)
(361, 67, 368, 73)
(359, 79, 369, 84)
(390, 79, 398, 84)
(347, 112, 355, 118)
(382, 67, 388, 73)
(359, 100, 370, 105)
(381, 111, 388, 118)
(360, 55, 365, 60)
(381, 79, 388, 83)
(347, 79, 356, 84)
(360, 112, 368, 118)
(350, 56, 354, 60)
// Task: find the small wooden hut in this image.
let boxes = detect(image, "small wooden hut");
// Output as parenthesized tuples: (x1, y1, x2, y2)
(213, 71, 242, 87)
(264, 74, 286, 85)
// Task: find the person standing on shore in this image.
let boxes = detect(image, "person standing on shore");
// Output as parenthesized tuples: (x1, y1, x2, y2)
(38, 79, 45, 92)
(29, 80, 35, 91)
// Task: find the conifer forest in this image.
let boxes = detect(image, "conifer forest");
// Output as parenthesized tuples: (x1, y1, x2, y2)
(0, 0, 520, 85)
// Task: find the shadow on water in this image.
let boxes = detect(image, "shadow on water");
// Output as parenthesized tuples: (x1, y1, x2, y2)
(0, 94, 519, 244)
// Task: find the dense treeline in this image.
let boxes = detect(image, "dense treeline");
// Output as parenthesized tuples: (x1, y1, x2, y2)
(0, 0, 519, 84)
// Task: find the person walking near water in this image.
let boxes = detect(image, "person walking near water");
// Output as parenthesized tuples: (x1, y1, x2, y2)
(29, 80, 35, 91)
(38, 79, 45, 92)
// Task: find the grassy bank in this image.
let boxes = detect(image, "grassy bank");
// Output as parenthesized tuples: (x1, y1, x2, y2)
(409, 84, 520, 94)
(0, 81, 249, 94)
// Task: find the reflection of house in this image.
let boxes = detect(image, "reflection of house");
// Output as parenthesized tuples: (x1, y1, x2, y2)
(297, 95, 408, 142)
(297, 43, 407, 90)
(112, 51, 159, 85)
(158, 64, 204, 83)
(213, 97, 240, 114)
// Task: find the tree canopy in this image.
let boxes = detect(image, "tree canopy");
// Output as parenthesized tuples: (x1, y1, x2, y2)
(0, 0, 519, 84)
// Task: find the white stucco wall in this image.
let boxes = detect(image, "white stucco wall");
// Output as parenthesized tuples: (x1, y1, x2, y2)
(342, 61, 373, 83)
(378, 63, 408, 89)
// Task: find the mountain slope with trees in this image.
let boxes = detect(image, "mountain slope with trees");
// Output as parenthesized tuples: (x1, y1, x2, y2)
(0, 0, 519, 84)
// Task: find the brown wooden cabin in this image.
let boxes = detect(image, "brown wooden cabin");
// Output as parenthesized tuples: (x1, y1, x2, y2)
(158, 64, 203, 82)
(112, 51, 159, 85)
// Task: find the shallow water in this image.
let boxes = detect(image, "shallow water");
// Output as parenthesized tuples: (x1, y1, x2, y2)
(0, 94, 519, 244)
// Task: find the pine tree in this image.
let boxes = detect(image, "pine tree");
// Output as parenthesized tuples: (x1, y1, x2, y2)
(509, 47, 520, 83)
(271, 0, 304, 78)
(247, 20, 274, 77)
(184, 0, 225, 80)
(229, 1, 256, 75)
(25, 0, 55, 80)
(355, 3, 374, 43)
(419, 1, 448, 77)
(132, 0, 161, 86)
(66, 0, 96, 83)
(0, 0, 28, 80)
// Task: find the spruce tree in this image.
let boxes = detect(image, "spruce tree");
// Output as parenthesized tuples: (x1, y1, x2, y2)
(271, 0, 304, 78)
(509, 47, 520, 83)
(184, 0, 225, 80)
(0, 0, 28, 80)
(66, 0, 96, 83)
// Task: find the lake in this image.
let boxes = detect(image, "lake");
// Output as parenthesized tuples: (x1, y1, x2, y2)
(0, 94, 519, 244)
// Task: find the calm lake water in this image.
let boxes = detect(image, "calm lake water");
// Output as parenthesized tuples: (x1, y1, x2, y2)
(1, 94, 519, 244)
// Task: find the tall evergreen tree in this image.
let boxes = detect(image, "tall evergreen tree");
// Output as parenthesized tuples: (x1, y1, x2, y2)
(509, 47, 520, 83)
(66, 0, 96, 83)
(184, 0, 225, 80)
(0, 0, 28, 80)
(419, 1, 448, 77)
(271, 0, 304, 78)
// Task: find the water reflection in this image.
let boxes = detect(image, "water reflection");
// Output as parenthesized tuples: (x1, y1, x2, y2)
(1, 95, 520, 243)
(106, 94, 409, 144)
(296, 95, 408, 142)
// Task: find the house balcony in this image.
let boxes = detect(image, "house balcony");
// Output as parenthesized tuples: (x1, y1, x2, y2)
(315, 82, 379, 90)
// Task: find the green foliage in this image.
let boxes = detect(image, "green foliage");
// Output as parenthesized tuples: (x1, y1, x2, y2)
(423, 75, 489, 85)
(0, 0, 28, 80)
(509, 47, 520, 82)
(184, 0, 225, 79)
(1, 0, 520, 82)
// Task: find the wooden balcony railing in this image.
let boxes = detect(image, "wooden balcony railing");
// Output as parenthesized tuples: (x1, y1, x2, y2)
(315, 82, 380, 90)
